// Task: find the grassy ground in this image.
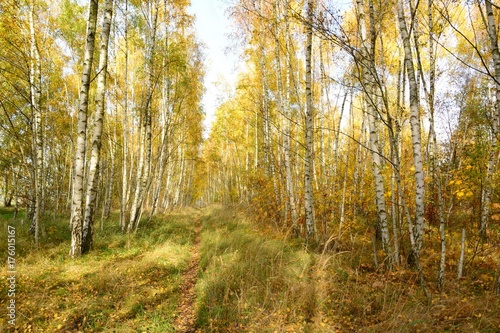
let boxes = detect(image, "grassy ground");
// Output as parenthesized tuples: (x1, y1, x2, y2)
(195, 206, 500, 333)
(1, 206, 499, 332)
(0, 207, 197, 332)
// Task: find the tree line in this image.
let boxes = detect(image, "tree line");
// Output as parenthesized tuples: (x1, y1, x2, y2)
(202, 0, 500, 292)
(1, 0, 499, 294)
(0, 0, 204, 255)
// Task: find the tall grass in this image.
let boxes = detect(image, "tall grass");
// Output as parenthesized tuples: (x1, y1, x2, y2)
(195, 206, 500, 333)
(196, 207, 330, 332)
(1, 206, 499, 332)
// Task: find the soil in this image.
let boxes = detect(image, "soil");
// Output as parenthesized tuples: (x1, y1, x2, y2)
(173, 216, 201, 333)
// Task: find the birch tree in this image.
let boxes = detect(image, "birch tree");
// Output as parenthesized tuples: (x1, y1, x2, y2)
(70, 0, 99, 257)
(396, 0, 425, 267)
(29, 0, 43, 246)
(120, 0, 130, 232)
(273, 0, 298, 235)
(128, 0, 159, 232)
(479, 0, 500, 241)
(356, 0, 391, 260)
(304, 0, 317, 243)
(82, 0, 113, 254)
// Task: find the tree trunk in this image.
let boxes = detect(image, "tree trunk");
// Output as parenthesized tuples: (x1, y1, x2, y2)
(104, 117, 116, 219)
(304, 0, 317, 244)
(70, 0, 99, 257)
(120, 0, 130, 232)
(274, 0, 297, 234)
(336, 99, 352, 245)
(149, 6, 170, 219)
(480, 0, 500, 240)
(423, 0, 446, 289)
(457, 228, 465, 279)
(397, 0, 425, 267)
(81, 0, 113, 254)
(29, 0, 43, 247)
(128, 0, 158, 232)
(357, 0, 391, 259)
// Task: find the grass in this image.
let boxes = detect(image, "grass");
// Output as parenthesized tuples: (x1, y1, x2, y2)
(195, 206, 500, 332)
(196, 206, 332, 332)
(0, 207, 197, 332)
(1, 205, 499, 332)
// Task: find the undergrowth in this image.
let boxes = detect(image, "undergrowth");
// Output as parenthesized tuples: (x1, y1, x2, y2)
(0, 207, 196, 332)
(1, 206, 499, 332)
(196, 206, 500, 333)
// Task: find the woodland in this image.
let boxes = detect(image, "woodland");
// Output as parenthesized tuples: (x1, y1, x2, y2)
(0, 0, 500, 332)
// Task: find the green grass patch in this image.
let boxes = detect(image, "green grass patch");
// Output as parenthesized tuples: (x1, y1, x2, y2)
(0, 207, 197, 332)
(196, 206, 320, 332)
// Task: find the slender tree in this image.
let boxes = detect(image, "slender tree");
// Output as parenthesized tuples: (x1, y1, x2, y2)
(356, 0, 391, 260)
(479, 0, 500, 240)
(304, 0, 317, 243)
(396, 0, 425, 267)
(82, 0, 113, 254)
(70, 0, 99, 257)
(29, 0, 43, 246)
(128, 0, 159, 232)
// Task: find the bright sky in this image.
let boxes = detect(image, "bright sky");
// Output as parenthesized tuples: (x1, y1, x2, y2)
(189, 0, 238, 137)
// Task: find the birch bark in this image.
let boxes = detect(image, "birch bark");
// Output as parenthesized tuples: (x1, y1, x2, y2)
(128, 0, 158, 232)
(480, 0, 500, 239)
(29, 0, 43, 247)
(81, 0, 113, 254)
(120, 0, 129, 232)
(70, 0, 99, 257)
(357, 0, 391, 257)
(274, 0, 298, 233)
(304, 0, 317, 243)
(397, 0, 425, 266)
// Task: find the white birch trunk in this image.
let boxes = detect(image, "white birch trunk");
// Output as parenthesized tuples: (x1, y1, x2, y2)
(304, 0, 317, 243)
(284, 6, 298, 235)
(29, 0, 43, 247)
(357, 0, 391, 258)
(480, 1, 500, 239)
(149, 5, 170, 219)
(336, 101, 352, 244)
(81, 0, 113, 253)
(120, 0, 130, 232)
(274, 1, 297, 233)
(397, 0, 425, 266)
(70, 0, 99, 257)
(128, 1, 158, 232)
(104, 83, 118, 220)
(457, 228, 465, 279)
(482, 0, 500, 293)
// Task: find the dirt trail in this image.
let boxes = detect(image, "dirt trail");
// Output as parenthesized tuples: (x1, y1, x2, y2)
(173, 215, 202, 333)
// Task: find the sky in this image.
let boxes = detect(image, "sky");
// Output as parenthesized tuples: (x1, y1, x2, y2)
(189, 0, 238, 137)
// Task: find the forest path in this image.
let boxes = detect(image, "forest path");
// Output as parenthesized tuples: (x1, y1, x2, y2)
(173, 212, 202, 333)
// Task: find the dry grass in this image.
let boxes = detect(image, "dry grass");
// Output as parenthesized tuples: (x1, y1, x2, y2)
(1, 206, 499, 332)
(0, 208, 196, 332)
(195, 206, 500, 332)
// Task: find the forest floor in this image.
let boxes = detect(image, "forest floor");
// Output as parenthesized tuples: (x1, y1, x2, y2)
(0, 205, 499, 332)
(173, 214, 201, 333)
